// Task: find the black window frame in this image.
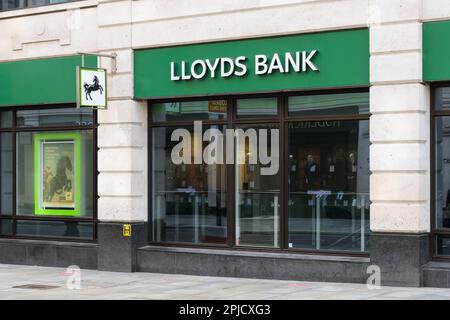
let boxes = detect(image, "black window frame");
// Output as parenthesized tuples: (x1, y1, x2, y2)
(430, 82, 450, 259)
(0, 103, 98, 243)
(148, 87, 370, 257)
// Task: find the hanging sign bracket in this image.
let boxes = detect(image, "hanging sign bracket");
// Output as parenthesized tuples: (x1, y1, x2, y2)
(78, 51, 117, 73)
(76, 52, 116, 110)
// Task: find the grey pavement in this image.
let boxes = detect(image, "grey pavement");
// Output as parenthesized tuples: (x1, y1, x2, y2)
(0, 264, 449, 300)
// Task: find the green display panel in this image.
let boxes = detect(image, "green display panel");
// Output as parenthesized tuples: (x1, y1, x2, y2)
(424, 20, 450, 81)
(0, 55, 97, 107)
(34, 132, 81, 217)
(134, 29, 369, 99)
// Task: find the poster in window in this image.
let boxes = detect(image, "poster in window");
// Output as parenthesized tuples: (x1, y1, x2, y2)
(41, 140, 75, 209)
(34, 133, 81, 216)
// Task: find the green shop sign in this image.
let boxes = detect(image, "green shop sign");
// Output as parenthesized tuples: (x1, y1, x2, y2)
(134, 28, 369, 99)
(424, 20, 450, 81)
(0, 55, 96, 107)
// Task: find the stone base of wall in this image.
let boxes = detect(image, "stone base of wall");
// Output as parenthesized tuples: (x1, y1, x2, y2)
(5, 233, 450, 289)
(97, 222, 148, 272)
(370, 233, 430, 287)
(422, 261, 450, 288)
(0, 238, 98, 269)
(136, 246, 370, 283)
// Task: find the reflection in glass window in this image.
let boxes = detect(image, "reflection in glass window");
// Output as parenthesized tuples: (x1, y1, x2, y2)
(434, 117, 450, 229)
(0, 219, 12, 235)
(0, 133, 13, 215)
(152, 100, 227, 122)
(235, 124, 280, 248)
(289, 92, 369, 116)
(435, 87, 450, 110)
(236, 98, 278, 118)
(17, 108, 94, 128)
(152, 125, 227, 244)
(288, 120, 370, 252)
(436, 235, 450, 256)
(0, 112, 13, 128)
(16, 220, 93, 239)
(0, 0, 71, 10)
(28, 0, 68, 7)
(0, 0, 24, 10)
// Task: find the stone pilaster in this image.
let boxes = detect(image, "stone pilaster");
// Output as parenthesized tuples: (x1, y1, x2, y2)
(369, 0, 430, 286)
(96, 0, 148, 272)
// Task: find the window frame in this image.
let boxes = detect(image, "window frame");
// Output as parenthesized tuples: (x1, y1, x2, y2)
(430, 82, 450, 260)
(0, 103, 98, 243)
(148, 87, 370, 257)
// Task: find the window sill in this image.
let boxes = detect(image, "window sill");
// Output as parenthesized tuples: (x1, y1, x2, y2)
(139, 245, 370, 263)
(0, 237, 97, 246)
(0, 0, 97, 20)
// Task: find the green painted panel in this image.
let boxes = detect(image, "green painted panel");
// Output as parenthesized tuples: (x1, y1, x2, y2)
(0, 55, 97, 107)
(424, 20, 450, 81)
(134, 29, 369, 99)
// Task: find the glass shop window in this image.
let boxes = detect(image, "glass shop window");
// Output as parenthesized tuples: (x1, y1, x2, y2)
(152, 125, 227, 244)
(0, 107, 96, 241)
(287, 120, 370, 252)
(149, 90, 370, 254)
(234, 123, 281, 248)
(16, 130, 94, 218)
(432, 86, 450, 258)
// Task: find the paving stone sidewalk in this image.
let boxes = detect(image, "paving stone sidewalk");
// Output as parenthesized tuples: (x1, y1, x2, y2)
(0, 264, 449, 300)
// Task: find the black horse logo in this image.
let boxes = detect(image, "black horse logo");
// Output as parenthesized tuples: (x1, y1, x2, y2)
(46, 156, 73, 202)
(83, 75, 104, 101)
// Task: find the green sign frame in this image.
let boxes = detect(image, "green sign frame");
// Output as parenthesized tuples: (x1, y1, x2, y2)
(33, 132, 81, 217)
(134, 28, 369, 99)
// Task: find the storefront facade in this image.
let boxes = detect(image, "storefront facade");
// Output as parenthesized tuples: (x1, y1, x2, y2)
(1, 0, 450, 287)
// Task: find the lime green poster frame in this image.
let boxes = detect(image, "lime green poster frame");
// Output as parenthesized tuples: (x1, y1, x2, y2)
(33, 132, 81, 216)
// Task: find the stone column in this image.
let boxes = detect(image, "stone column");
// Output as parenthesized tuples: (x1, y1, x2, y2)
(96, 0, 148, 272)
(369, 0, 430, 286)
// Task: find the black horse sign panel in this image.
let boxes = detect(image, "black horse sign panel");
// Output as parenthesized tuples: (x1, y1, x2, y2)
(84, 75, 104, 101)
(77, 67, 107, 109)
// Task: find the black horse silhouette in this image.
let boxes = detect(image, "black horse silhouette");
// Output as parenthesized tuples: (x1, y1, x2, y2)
(46, 156, 73, 202)
(83, 75, 104, 101)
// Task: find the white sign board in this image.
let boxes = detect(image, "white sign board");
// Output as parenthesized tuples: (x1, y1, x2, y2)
(77, 67, 107, 109)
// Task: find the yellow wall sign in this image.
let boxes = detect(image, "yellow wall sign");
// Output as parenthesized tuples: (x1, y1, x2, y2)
(123, 224, 132, 237)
